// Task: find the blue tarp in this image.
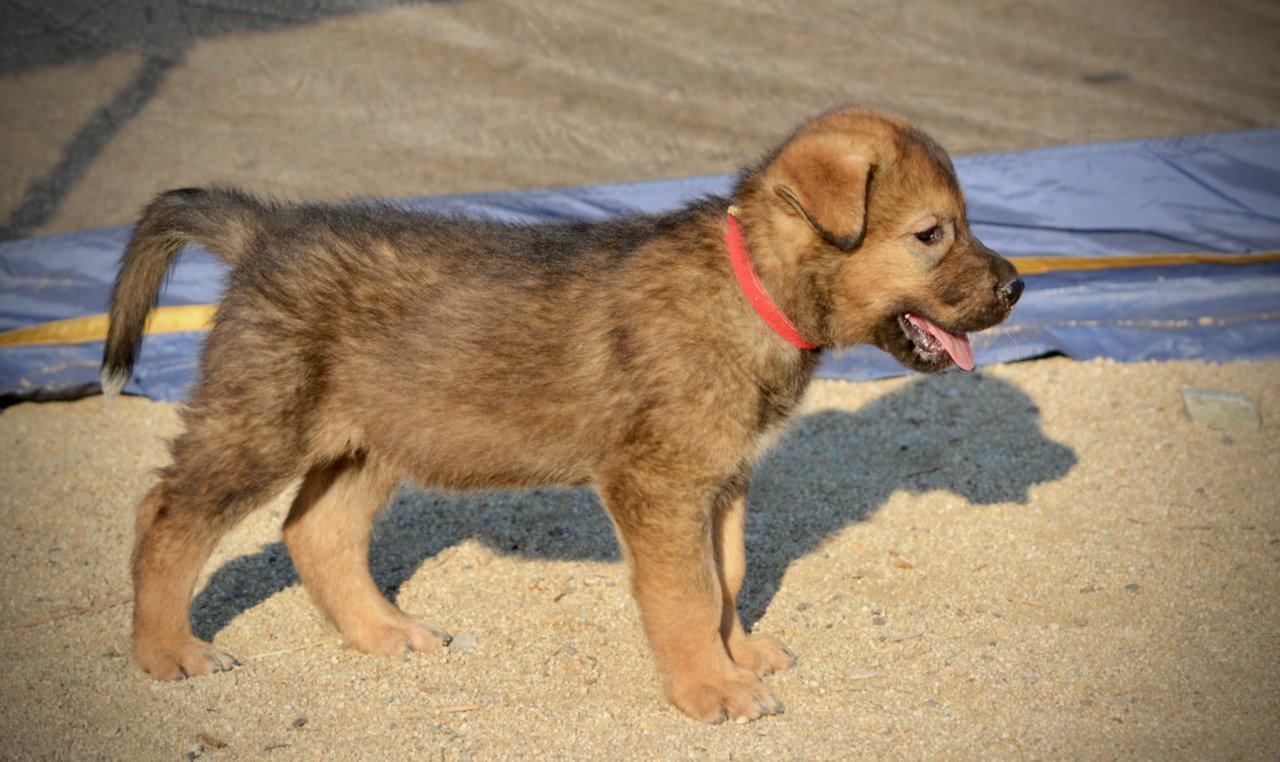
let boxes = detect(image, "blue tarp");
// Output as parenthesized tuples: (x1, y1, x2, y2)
(2, 129, 1278, 403)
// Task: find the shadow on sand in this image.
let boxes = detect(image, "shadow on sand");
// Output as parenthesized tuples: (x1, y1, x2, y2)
(192, 369, 1075, 641)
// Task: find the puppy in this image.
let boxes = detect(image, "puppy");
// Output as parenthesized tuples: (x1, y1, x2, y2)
(104, 106, 1022, 723)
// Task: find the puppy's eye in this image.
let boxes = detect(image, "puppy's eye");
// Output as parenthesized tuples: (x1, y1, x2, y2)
(915, 226, 942, 245)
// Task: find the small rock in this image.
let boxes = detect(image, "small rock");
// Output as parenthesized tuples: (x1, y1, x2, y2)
(196, 733, 227, 750)
(1182, 388, 1261, 431)
(291, 717, 307, 729)
(450, 634, 478, 653)
(1125, 583, 1141, 592)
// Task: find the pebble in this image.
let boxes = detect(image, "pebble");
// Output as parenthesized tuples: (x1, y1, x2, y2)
(450, 635, 479, 653)
(1182, 388, 1261, 431)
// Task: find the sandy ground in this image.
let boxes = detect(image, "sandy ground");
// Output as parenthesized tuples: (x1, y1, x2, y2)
(2, 1, 1279, 759)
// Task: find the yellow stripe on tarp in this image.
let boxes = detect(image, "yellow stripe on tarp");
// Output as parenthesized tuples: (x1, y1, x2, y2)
(1, 250, 1277, 349)
(0, 304, 214, 348)
(1008, 250, 1280, 275)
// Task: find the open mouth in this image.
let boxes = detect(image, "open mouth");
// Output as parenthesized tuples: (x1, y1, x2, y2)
(898, 312, 974, 371)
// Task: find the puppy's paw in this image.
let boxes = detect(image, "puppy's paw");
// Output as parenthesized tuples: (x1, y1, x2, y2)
(345, 617, 451, 657)
(134, 637, 240, 680)
(405, 620, 452, 652)
(727, 631, 797, 677)
(667, 667, 785, 724)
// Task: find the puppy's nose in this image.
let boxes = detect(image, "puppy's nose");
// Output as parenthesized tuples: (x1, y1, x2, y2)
(1000, 277, 1024, 306)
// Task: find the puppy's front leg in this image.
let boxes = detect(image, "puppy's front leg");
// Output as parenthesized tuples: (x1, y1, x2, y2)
(600, 471, 784, 723)
(713, 487, 797, 677)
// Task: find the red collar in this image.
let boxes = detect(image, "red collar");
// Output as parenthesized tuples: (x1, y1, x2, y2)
(725, 210, 820, 351)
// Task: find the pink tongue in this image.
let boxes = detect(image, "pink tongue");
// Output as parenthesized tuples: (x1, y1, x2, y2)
(908, 313, 974, 371)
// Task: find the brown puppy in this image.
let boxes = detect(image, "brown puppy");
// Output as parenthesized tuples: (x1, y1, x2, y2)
(104, 106, 1021, 723)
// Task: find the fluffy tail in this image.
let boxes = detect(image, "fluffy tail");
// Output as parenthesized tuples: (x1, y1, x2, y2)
(101, 187, 270, 398)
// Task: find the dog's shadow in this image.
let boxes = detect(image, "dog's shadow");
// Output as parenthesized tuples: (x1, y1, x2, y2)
(192, 369, 1076, 640)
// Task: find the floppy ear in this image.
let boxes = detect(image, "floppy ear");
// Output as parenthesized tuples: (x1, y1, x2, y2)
(771, 133, 877, 251)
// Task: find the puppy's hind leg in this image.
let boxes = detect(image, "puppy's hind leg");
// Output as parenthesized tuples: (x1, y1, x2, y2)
(132, 425, 298, 680)
(283, 453, 450, 656)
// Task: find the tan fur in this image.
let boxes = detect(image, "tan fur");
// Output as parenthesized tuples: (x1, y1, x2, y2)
(106, 106, 1021, 723)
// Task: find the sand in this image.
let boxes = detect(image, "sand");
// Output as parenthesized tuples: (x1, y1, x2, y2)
(2, 1, 1279, 758)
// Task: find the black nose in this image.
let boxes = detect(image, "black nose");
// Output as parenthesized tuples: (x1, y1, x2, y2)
(1000, 277, 1024, 306)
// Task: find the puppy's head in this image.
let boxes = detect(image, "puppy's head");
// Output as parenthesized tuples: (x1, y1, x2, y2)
(742, 107, 1022, 372)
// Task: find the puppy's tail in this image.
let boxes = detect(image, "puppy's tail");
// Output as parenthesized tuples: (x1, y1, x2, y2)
(101, 187, 270, 398)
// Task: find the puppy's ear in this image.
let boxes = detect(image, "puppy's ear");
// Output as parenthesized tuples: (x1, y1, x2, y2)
(771, 133, 879, 251)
